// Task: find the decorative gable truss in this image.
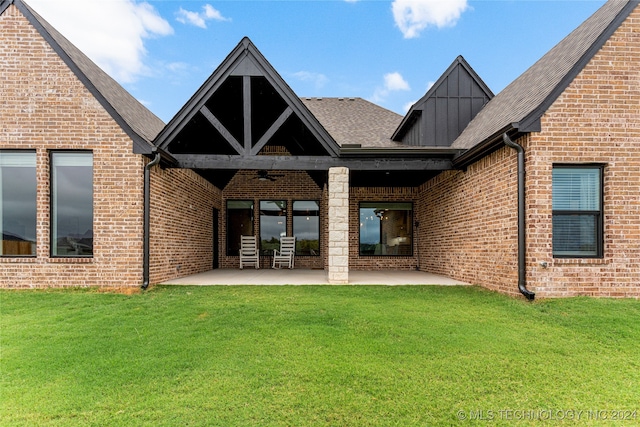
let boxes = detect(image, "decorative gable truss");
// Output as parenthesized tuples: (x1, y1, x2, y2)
(154, 37, 341, 170)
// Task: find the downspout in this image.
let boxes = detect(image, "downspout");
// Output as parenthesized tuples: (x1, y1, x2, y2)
(141, 151, 161, 290)
(502, 133, 535, 300)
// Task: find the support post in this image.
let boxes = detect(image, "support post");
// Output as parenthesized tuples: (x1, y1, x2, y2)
(327, 167, 349, 284)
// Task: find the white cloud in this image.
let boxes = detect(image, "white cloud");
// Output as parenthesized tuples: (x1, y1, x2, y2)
(28, 0, 173, 83)
(385, 72, 411, 92)
(292, 71, 329, 89)
(176, 4, 230, 29)
(392, 0, 468, 39)
(371, 72, 410, 103)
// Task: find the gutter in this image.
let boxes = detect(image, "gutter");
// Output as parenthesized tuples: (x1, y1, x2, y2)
(453, 125, 514, 168)
(502, 133, 535, 301)
(141, 150, 161, 290)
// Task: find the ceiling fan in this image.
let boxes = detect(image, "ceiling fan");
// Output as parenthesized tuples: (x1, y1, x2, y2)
(254, 170, 284, 182)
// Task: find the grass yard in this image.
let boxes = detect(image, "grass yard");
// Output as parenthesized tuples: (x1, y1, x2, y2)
(1, 285, 639, 426)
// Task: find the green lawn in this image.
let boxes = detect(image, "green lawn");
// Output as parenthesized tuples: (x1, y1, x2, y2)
(1, 285, 639, 426)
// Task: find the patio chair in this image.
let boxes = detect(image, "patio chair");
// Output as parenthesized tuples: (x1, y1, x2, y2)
(272, 236, 295, 269)
(239, 235, 259, 269)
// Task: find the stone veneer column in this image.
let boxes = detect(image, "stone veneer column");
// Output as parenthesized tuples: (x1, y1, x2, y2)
(328, 167, 349, 284)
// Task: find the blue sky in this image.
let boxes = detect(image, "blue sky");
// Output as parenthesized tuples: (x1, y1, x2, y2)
(28, 0, 607, 123)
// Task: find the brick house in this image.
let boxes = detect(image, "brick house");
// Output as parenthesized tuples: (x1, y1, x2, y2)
(1, 0, 638, 298)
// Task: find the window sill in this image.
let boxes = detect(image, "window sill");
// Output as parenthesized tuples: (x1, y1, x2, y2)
(48, 257, 94, 264)
(0, 257, 37, 263)
(552, 258, 608, 266)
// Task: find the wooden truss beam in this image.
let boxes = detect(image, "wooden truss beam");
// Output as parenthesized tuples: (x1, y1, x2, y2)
(171, 154, 454, 171)
(200, 106, 244, 155)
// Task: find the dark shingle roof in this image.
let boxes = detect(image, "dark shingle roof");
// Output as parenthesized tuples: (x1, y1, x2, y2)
(453, 0, 637, 150)
(301, 98, 403, 148)
(9, 0, 165, 151)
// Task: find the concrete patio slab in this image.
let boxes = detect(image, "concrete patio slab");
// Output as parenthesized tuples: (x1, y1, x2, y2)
(161, 269, 470, 286)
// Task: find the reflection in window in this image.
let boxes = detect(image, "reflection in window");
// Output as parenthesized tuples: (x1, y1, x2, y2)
(227, 200, 254, 256)
(293, 201, 319, 256)
(552, 166, 603, 257)
(0, 151, 37, 256)
(260, 201, 286, 255)
(52, 152, 93, 257)
(359, 202, 412, 256)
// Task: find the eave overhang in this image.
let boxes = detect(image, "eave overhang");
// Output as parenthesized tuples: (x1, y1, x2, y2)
(452, 119, 540, 169)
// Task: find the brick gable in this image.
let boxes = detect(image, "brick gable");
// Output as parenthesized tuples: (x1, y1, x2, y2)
(1, 5, 144, 287)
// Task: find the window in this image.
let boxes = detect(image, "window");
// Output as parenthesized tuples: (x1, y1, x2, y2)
(260, 200, 286, 255)
(293, 201, 319, 256)
(0, 151, 37, 256)
(552, 166, 603, 258)
(226, 200, 254, 256)
(359, 202, 412, 256)
(51, 152, 93, 257)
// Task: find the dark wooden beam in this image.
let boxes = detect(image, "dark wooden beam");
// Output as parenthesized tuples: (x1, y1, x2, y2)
(243, 75, 252, 154)
(200, 106, 244, 155)
(172, 154, 454, 171)
(250, 107, 293, 155)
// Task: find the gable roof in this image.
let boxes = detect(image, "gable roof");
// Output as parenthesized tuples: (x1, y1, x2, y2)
(2, 0, 165, 153)
(392, 56, 493, 147)
(154, 37, 341, 158)
(453, 0, 638, 158)
(301, 98, 403, 148)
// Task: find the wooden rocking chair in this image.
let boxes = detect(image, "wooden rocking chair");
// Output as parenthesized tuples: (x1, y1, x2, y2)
(272, 236, 295, 269)
(239, 235, 259, 269)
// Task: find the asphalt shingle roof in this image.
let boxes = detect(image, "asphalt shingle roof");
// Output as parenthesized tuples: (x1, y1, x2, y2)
(10, 0, 636, 158)
(452, 0, 635, 150)
(301, 98, 403, 148)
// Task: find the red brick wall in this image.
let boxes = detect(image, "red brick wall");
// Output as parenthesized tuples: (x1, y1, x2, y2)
(350, 187, 418, 271)
(524, 6, 640, 297)
(418, 147, 520, 295)
(148, 166, 221, 283)
(220, 169, 325, 269)
(419, 6, 640, 298)
(0, 5, 144, 287)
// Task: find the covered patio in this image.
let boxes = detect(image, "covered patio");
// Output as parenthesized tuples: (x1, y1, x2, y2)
(161, 269, 470, 286)
(144, 38, 463, 286)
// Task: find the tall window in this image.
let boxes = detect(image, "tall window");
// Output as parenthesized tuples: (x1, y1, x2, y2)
(260, 200, 286, 255)
(359, 202, 412, 256)
(0, 151, 37, 256)
(227, 200, 254, 256)
(552, 165, 603, 258)
(51, 152, 93, 257)
(293, 201, 319, 256)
